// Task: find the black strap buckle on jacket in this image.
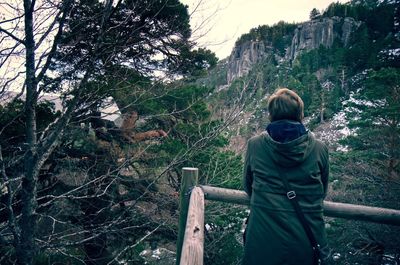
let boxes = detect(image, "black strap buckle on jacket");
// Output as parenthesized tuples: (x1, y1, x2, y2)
(286, 190, 296, 200)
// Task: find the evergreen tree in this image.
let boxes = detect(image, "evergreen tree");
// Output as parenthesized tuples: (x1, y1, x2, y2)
(310, 8, 321, 20)
(345, 68, 400, 178)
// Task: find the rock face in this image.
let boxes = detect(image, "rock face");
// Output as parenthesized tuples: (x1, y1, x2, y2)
(226, 41, 266, 84)
(225, 17, 361, 84)
(286, 17, 361, 61)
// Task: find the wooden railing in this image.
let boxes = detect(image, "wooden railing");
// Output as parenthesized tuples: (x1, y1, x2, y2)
(176, 168, 400, 265)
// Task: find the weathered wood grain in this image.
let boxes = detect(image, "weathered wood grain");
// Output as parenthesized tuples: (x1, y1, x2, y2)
(176, 168, 199, 265)
(179, 187, 205, 265)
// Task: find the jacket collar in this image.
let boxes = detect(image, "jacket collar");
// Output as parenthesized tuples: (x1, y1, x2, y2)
(266, 119, 307, 143)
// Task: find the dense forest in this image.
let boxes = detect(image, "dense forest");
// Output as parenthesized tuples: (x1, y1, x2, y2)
(0, 0, 399, 264)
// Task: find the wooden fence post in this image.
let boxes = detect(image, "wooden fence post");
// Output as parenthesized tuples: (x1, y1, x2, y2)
(176, 167, 198, 265)
(179, 187, 205, 265)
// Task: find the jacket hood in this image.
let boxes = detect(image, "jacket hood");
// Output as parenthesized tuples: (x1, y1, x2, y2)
(262, 131, 316, 167)
(266, 120, 307, 143)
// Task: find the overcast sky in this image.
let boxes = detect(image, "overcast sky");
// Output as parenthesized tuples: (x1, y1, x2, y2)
(180, 0, 348, 59)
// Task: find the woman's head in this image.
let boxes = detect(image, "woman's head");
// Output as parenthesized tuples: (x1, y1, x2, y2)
(267, 88, 304, 122)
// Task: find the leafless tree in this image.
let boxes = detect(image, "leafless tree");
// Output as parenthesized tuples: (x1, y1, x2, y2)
(0, 0, 253, 263)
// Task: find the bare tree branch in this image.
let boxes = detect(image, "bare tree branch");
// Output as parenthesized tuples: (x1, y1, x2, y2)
(0, 26, 25, 44)
(0, 146, 20, 247)
(107, 222, 165, 265)
(36, 0, 74, 87)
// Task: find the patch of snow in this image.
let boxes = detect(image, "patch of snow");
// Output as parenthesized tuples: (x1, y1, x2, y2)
(349, 69, 371, 87)
(338, 125, 352, 137)
(337, 145, 349, 152)
(313, 97, 360, 152)
(205, 223, 218, 232)
(140, 249, 149, 256)
(322, 81, 335, 91)
(140, 247, 176, 264)
(225, 223, 235, 229)
(151, 249, 161, 260)
(379, 48, 400, 61)
(332, 252, 341, 261)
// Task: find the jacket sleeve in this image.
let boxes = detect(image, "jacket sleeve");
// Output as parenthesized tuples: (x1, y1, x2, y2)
(321, 144, 329, 197)
(243, 140, 253, 196)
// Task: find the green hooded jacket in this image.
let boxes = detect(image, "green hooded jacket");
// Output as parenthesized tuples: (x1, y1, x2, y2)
(242, 130, 329, 265)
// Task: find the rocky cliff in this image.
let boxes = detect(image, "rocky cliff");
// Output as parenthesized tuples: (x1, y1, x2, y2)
(286, 17, 361, 61)
(226, 40, 267, 84)
(225, 17, 361, 84)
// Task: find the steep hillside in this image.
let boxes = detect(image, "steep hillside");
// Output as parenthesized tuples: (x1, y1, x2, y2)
(200, 1, 400, 263)
(203, 0, 399, 135)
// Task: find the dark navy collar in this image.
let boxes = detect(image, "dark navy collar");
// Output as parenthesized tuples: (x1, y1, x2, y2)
(266, 120, 307, 143)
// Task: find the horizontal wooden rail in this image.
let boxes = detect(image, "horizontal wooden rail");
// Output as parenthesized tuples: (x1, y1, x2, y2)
(177, 168, 400, 265)
(200, 185, 400, 226)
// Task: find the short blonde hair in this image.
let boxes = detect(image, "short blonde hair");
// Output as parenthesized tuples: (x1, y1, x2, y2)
(267, 88, 304, 122)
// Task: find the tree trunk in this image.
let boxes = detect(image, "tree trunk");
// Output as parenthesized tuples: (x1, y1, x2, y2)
(340, 68, 347, 95)
(16, 0, 39, 264)
(320, 91, 325, 123)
